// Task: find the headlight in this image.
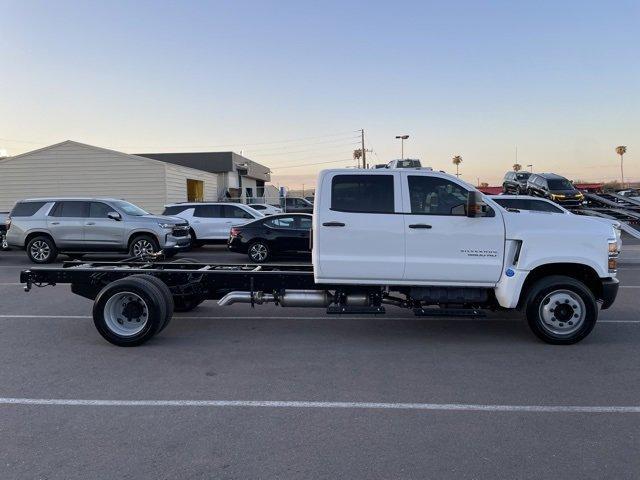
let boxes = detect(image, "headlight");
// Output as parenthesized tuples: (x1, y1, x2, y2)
(608, 239, 619, 273)
(158, 223, 174, 229)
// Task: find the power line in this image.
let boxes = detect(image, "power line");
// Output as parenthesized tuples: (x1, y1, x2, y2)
(271, 158, 356, 170)
(250, 142, 360, 157)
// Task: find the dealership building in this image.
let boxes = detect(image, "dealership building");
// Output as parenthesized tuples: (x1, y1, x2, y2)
(0, 140, 274, 214)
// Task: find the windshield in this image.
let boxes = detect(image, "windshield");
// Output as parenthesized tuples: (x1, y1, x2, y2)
(547, 179, 574, 190)
(111, 200, 149, 216)
(516, 172, 530, 180)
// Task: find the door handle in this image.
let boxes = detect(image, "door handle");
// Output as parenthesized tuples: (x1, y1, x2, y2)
(85, 222, 95, 226)
(322, 222, 345, 227)
(409, 224, 432, 229)
(50, 222, 60, 225)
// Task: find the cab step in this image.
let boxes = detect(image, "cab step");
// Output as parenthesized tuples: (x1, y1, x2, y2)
(413, 308, 486, 318)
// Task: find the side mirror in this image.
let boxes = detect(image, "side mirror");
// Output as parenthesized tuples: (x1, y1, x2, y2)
(466, 191, 488, 218)
(107, 212, 122, 221)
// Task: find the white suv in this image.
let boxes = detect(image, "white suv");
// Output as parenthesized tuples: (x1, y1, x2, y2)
(163, 203, 263, 245)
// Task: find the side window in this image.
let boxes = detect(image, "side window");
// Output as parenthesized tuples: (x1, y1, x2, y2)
(50, 201, 89, 218)
(408, 176, 469, 216)
(10, 201, 46, 217)
(194, 205, 222, 218)
(224, 205, 253, 219)
(89, 202, 113, 218)
(266, 216, 296, 229)
(331, 175, 394, 213)
(250, 205, 266, 210)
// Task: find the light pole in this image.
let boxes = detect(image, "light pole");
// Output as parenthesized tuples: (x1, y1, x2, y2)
(395, 135, 409, 159)
(527, 164, 533, 173)
(616, 146, 627, 188)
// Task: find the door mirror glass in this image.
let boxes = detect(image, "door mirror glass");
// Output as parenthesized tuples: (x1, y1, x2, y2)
(107, 211, 122, 221)
(466, 191, 488, 217)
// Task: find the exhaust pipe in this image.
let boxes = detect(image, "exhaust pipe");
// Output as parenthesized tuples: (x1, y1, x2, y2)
(218, 290, 332, 308)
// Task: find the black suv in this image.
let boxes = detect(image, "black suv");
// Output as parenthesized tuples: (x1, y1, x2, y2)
(526, 173, 584, 207)
(502, 171, 531, 194)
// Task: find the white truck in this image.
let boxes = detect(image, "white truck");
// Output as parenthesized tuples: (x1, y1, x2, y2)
(21, 168, 620, 346)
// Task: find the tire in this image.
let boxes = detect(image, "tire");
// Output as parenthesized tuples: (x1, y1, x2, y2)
(92, 277, 168, 347)
(129, 274, 174, 332)
(26, 235, 58, 264)
(189, 230, 203, 248)
(170, 258, 206, 312)
(129, 235, 159, 258)
(248, 241, 271, 263)
(524, 275, 598, 345)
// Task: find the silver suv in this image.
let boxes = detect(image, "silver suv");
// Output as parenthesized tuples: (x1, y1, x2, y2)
(6, 198, 191, 263)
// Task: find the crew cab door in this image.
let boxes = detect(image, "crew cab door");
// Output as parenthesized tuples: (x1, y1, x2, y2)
(314, 172, 405, 281)
(401, 172, 505, 284)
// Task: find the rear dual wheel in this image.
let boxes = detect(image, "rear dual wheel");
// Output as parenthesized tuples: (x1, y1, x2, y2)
(93, 275, 173, 346)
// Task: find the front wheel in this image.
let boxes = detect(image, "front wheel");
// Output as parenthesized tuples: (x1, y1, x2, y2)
(248, 241, 271, 263)
(129, 235, 159, 258)
(525, 275, 598, 345)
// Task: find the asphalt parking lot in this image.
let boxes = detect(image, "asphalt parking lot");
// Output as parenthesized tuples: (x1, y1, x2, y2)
(1, 237, 640, 479)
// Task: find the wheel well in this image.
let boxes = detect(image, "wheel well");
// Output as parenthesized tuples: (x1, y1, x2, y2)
(518, 263, 602, 308)
(127, 232, 160, 248)
(189, 228, 197, 239)
(24, 231, 55, 247)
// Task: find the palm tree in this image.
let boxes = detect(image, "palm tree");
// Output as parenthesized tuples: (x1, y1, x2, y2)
(513, 163, 522, 172)
(452, 155, 462, 178)
(615, 146, 627, 189)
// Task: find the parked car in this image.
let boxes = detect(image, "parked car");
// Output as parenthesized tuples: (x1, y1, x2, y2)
(228, 213, 312, 263)
(617, 189, 640, 198)
(6, 198, 190, 263)
(162, 202, 264, 245)
(502, 171, 531, 194)
(386, 159, 422, 169)
(492, 195, 622, 251)
(283, 197, 313, 213)
(247, 203, 283, 215)
(1, 211, 9, 250)
(526, 173, 584, 207)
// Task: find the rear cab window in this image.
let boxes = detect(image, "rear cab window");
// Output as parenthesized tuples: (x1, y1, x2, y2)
(10, 201, 47, 217)
(331, 174, 395, 213)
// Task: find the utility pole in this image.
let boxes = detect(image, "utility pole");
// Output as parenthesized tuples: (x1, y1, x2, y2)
(361, 129, 366, 168)
(302, 184, 305, 198)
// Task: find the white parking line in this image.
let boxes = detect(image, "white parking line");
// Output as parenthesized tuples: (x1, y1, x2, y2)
(0, 397, 639, 413)
(0, 314, 637, 323)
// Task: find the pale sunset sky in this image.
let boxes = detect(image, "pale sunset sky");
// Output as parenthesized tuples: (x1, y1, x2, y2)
(1, 0, 638, 189)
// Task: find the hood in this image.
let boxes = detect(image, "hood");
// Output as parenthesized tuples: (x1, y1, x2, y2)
(140, 214, 188, 226)
(549, 189, 581, 196)
(503, 208, 614, 240)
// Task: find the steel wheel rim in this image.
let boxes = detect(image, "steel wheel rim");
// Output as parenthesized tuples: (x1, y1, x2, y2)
(249, 243, 268, 261)
(103, 291, 149, 337)
(133, 239, 155, 256)
(30, 240, 50, 261)
(538, 289, 586, 336)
